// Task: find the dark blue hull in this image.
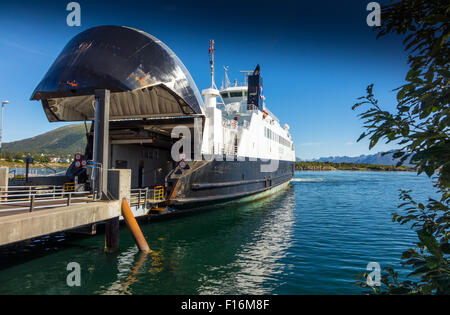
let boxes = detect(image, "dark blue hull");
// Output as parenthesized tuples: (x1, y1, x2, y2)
(166, 157, 295, 209)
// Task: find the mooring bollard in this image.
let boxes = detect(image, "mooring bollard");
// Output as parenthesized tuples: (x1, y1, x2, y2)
(121, 198, 151, 252)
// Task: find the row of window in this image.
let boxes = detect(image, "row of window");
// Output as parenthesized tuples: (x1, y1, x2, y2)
(221, 91, 248, 99)
(264, 127, 291, 148)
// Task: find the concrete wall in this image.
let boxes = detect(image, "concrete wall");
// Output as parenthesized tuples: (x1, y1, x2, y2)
(110, 144, 172, 188)
(107, 169, 131, 201)
(0, 200, 121, 246)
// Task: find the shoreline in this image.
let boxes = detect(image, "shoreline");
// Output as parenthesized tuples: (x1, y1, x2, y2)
(295, 161, 416, 172)
(0, 161, 70, 169)
(295, 168, 416, 172)
(1, 161, 416, 172)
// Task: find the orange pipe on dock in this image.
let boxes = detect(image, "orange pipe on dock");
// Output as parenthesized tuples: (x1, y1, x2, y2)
(121, 198, 151, 252)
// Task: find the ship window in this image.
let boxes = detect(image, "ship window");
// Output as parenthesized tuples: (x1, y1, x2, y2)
(264, 127, 291, 148)
(230, 91, 243, 98)
(221, 92, 229, 98)
(243, 91, 248, 96)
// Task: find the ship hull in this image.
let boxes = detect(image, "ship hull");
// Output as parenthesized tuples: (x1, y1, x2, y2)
(167, 157, 295, 210)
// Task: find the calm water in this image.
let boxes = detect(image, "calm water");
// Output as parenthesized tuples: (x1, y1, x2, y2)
(10, 167, 67, 176)
(0, 171, 436, 294)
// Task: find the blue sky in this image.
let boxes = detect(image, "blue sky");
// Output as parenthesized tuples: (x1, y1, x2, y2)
(0, 0, 409, 159)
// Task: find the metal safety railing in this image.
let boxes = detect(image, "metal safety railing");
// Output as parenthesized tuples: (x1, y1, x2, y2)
(0, 183, 165, 214)
(153, 186, 164, 201)
(129, 186, 165, 208)
(0, 185, 94, 213)
(63, 182, 76, 192)
(1, 185, 64, 196)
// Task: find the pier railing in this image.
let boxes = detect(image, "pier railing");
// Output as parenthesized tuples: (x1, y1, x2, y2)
(0, 185, 94, 213)
(0, 185, 165, 214)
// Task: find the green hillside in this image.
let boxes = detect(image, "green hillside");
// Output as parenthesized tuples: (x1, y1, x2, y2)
(4, 123, 88, 155)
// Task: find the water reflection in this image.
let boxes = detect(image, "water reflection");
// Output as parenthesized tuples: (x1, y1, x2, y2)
(197, 188, 296, 294)
(99, 246, 140, 295)
(0, 171, 435, 294)
(95, 186, 296, 295)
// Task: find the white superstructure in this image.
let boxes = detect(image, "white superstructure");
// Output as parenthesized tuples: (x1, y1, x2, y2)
(200, 58, 295, 162)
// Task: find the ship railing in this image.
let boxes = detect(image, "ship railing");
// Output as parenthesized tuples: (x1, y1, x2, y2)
(221, 145, 237, 156)
(263, 106, 280, 124)
(222, 119, 249, 130)
(221, 81, 247, 89)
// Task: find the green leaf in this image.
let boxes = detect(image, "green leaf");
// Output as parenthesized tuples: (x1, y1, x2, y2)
(440, 243, 450, 255)
(417, 230, 442, 258)
(424, 256, 440, 269)
(402, 249, 419, 259)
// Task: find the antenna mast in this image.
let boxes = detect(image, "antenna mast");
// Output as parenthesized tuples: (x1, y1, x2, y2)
(209, 40, 215, 88)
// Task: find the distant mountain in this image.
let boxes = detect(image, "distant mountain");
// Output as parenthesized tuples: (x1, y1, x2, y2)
(309, 152, 410, 166)
(5, 124, 409, 166)
(4, 124, 88, 155)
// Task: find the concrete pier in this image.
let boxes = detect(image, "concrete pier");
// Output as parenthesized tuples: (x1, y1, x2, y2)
(0, 169, 131, 247)
(0, 200, 120, 246)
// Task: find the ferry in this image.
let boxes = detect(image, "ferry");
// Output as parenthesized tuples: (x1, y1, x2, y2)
(30, 25, 295, 209)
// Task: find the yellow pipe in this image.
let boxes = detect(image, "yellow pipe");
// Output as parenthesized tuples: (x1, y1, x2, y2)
(121, 198, 151, 252)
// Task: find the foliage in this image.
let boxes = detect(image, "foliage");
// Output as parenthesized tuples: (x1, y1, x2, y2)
(352, 0, 449, 294)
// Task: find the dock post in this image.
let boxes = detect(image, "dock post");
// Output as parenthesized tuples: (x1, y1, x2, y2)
(104, 169, 131, 253)
(29, 195, 35, 212)
(0, 167, 8, 201)
(104, 217, 120, 253)
(93, 89, 110, 201)
(121, 198, 151, 252)
(93, 90, 118, 253)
